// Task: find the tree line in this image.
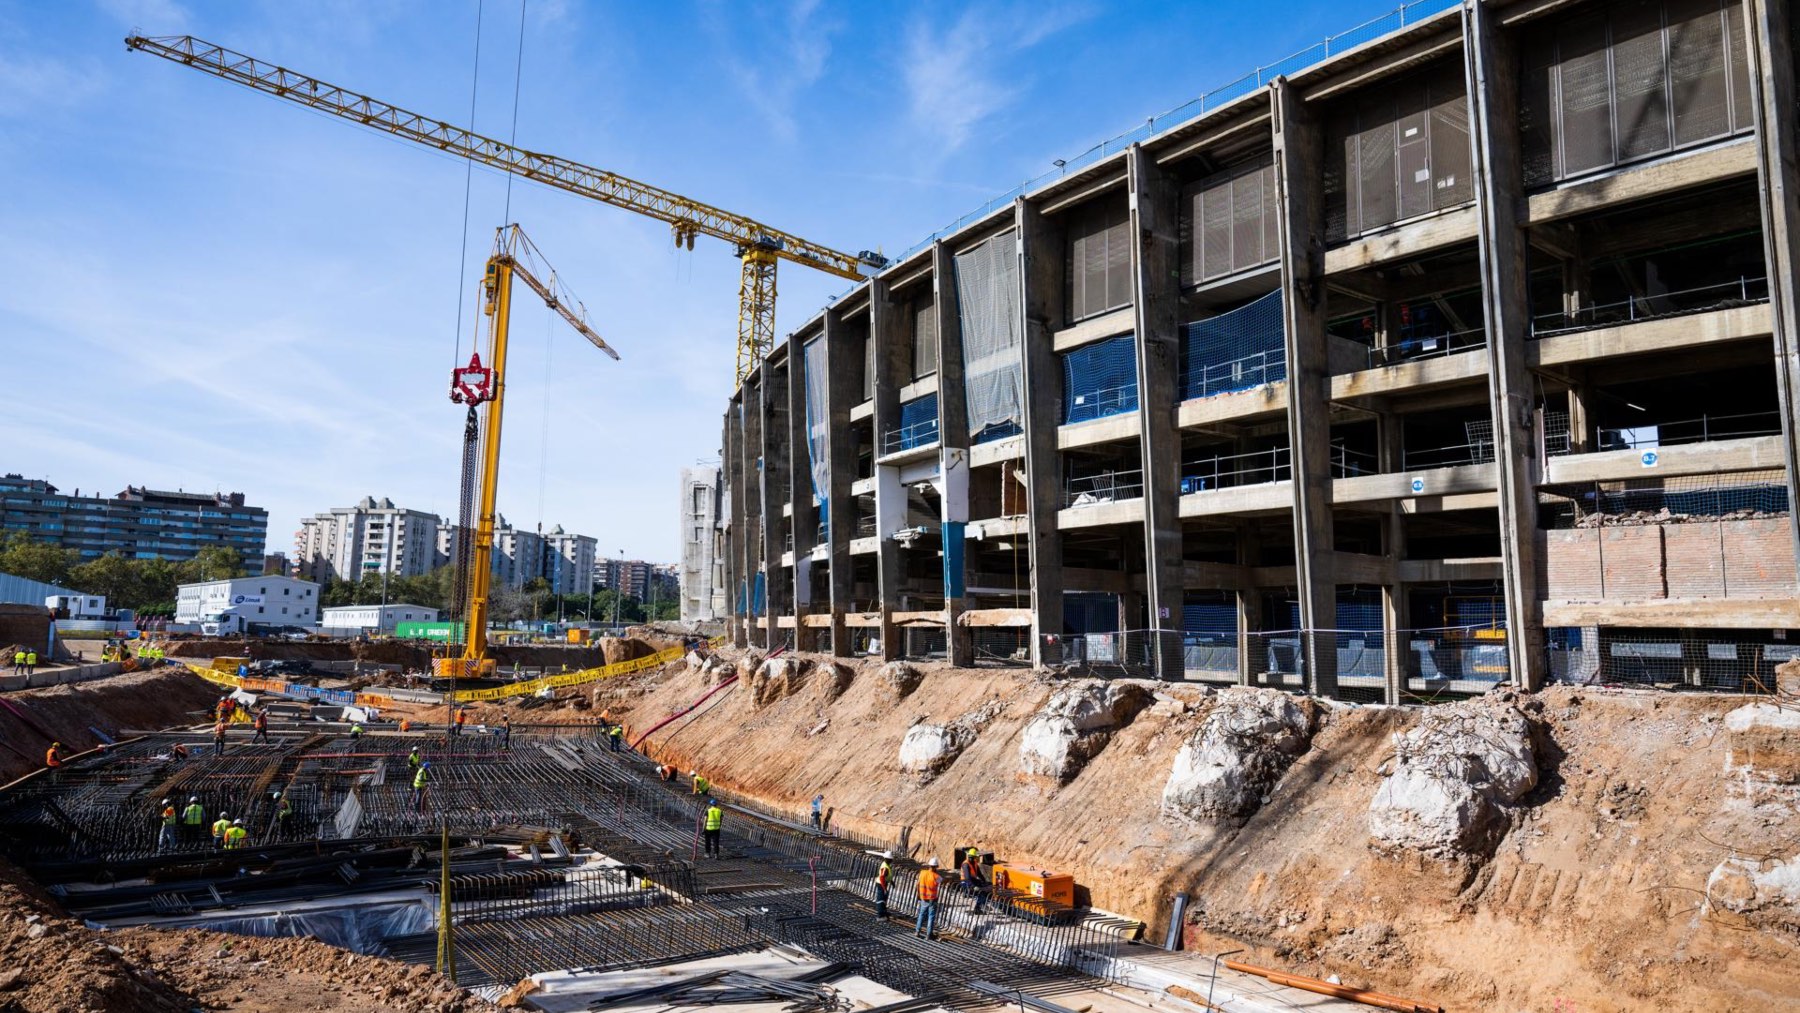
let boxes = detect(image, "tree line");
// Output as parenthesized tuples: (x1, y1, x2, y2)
(0, 532, 679, 624)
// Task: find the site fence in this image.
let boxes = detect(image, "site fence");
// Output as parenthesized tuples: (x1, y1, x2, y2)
(1547, 627, 1792, 693)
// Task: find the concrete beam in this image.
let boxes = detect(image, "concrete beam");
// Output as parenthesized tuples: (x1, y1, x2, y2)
(1467, 0, 1546, 690)
(1178, 482, 1296, 518)
(1058, 413, 1143, 450)
(970, 436, 1026, 468)
(1272, 78, 1337, 695)
(1523, 138, 1756, 226)
(1330, 347, 1490, 401)
(1333, 462, 1498, 504)
(1323, 204, 1480, 275)
(1176, 385, 1290, 427)
(1057, 499, 1147, 531)
(1529, 304, 1773, 366)
(1018, 200, 1067, 664)
(1543, 598, 1800, 629)
(1744, 0, 1800, 569)
(1051, 306, 1136, 352)
(1541, 435, 1788, 484)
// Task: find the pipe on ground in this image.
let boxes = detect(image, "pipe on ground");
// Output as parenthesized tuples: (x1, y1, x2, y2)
(1223, 959, 1442, 1013)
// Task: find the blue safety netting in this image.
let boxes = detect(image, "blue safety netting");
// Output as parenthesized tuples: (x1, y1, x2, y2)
(803, 337, 829, 519)
(1284, 587, 1383, 633)
(1183, 591, 1238, 675)
(1062, 335, 1139, 424)
(1181, 290, 1285, 401)
(893, 392, 940, 451)
(1065, 592, 1119, 635)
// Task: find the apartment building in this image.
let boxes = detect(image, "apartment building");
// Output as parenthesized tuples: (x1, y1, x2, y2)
(0, 474, 267, 563)
(294, 497, 441, 582)
(543, 525, 598, 596)
(680, 466, 727, 622)
(719, 0, 1800, 699)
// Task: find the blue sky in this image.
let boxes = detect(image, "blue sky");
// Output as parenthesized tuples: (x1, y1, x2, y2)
(2, 0, 1367, 563)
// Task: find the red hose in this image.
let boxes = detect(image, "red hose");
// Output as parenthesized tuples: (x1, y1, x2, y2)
(629, 645, 784, 750)
(0, 697, 61, 744)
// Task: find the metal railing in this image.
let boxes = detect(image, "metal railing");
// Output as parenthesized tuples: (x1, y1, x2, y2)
(1597, 410, 1782, 451)
(1402, 437, 1494, 470)
(1065, 382, 1139, 424)
(855, 513, 877, 537)
(885, 0, 1460, 266)
(1183, 347, 1286, 402)
(881, 416, 941, 455)
(1530, 276, 1770, 337)
(1064, 468, 1145, 508)
(1180, 442, 1375, 492)
(1365, 326, 1486, 368)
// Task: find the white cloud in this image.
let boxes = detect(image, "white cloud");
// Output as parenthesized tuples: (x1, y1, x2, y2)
(900, 2, 1092, 157)
(0, 51, 103, 119)
(94, 0, 189, 30)
(705, 0, 839, 142)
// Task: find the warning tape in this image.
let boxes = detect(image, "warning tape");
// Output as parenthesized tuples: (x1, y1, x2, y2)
(446, 644, 686, 703)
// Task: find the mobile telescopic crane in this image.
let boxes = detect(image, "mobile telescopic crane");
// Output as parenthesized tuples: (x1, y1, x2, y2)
(445, 225, 618, 677)
(124, 34, 887, 384)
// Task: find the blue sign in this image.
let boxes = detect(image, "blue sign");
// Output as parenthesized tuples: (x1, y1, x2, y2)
(1410, 478, 1425, 494)
(1640, 451, 1659, 468)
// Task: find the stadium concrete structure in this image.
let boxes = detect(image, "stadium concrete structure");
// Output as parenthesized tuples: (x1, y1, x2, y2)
(718, 0, 1800, 699)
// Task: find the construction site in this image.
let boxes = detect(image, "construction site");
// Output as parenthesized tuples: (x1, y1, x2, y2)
(4, 0, 1800, 1010)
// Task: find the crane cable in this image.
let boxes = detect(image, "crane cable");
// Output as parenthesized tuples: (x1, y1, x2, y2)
(452, 0, 486, 372)
(501, 0, 527, 227)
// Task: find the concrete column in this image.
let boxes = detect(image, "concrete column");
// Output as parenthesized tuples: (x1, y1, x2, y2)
(934, 240, 976, 667)
(1129, 144, 1186, 681)
(760, 361, 792, 650)
(1235, 526, 1263, 685)
(741, 375, 766, 648)
(786, 333, 819, 652)
(1566, 372, 1593, 454)
(823, 309, 858, 658)
(1018, 201, 1067, 664)
(1378, 412, 1406, 704)
(1744, 0, 1800, 567)
(871, 282, 908, 661)
(1271, 78, 1338, 696)
(1466, 0, 1547, 690)
(723, 399, 748, 647)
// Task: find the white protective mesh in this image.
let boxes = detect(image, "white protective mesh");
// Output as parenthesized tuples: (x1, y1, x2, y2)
(803, 336, 830, 507)
(955, 230, 1025, 443)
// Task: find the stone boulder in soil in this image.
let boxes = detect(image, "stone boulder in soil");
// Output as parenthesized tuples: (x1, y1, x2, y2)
(750, 657, 809, 707)
(1367, 696, 1538, 860)
(818, 661, 854, 701)
(1705, 852, 1800, 929)
(1162, 687, 1314, 822)
(882, 661, 923, 699)
(1018, 680, 1152, 783)
(599, 637, 655, 668)
(898, 699, 1006, 781)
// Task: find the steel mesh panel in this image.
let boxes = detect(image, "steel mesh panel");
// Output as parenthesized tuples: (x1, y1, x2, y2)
(1428, 64, 1473, 206)
(1061, 335, 1139, 424)
(911, 297, 937, 377)
(1396, 84, 1433, 220)
(955, 230, 1025, 444)
(1727, 0, 1753, 131)
(1180, 290, 1285, 400)
(1066, 196, 1130, 321)
(1668, 0, 1731, 145)
(1559, 14, 1617, 176)
(1357, 93, 1398, 230)
(1199, 180, 1233, 282)
(1613, 0, 1673, 162)
(1324, 115, 1354, 241)
(1230, 167, 1264, 274)
(1521, 26, 1560, 188)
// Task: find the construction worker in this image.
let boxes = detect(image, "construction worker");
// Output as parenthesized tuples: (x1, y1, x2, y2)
(915, 857, 942, 940)
(44, 742, 62, 768)
(171, 742, 190, 762)
(349, 722, 364, 740)
(24, 650, 36, 676)
(217, 696, 233, 722)
(407, 745, 423, 774)
(453, 707, 467, 737)
(811, 794, 825, 831)
(691, 770, 710, 796)
(157, 798, 179, 851)
(252, 708, 270, 744)
(399, 717, 412, 732)
(960, 848, 989, 915)
(874, 851, 893, 919)
(211, 813, 231, 849)
(703, 799, 724, 858)
(274, 792, 292, 830)
(411, 760, 430, 812)
(224, 819, 247, 849)
(608, 723, 623, 753)
(213, 719, 227, 757)
(499, 714, 512, 751)
(10, 648, 22, 675)
(182, 796, 205, 842)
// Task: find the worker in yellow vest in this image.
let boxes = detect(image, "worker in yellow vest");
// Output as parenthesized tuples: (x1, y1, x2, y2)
(10, 649, 23, 675)
(691, 771, 710, 796)
(182, 796, 205, 843)
(223, 819, 248, 849)
(703, 799, 723, 859)
(211, 813, 231, 849)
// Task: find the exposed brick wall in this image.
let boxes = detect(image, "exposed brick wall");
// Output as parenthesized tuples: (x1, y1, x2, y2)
(1542, 519, 1798, 604)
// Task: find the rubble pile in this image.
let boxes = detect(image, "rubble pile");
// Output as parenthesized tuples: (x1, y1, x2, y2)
(1161, 688, 1315, 822)
(1368, 696, 1539, 860)
(1573, 506, 1785, 527)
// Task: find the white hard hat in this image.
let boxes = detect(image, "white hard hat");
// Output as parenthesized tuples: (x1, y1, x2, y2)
(690, 770, 698, 776)
(189, 796, 198, 803)
(162, 798, 170, 805)
(232, 819, 242, 826)
(880, 851, 894, 860)
(927, 857, 939, 867)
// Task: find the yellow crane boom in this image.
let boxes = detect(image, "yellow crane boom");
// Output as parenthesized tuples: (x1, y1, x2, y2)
(124, 33, 885, 382)
(447, 225, 616, 677)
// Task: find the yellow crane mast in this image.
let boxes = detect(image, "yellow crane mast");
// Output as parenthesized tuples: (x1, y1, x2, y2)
(447, 224, 619, 677)
(125, 34, 887, 383)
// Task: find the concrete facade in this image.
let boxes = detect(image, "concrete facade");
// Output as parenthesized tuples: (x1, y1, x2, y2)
(719, 0, 1800, 698)
(679, 466, 726, 622)
(543, 526, 598, 596)
(1, 474, 267, 563)
(294, 497, 441, 583)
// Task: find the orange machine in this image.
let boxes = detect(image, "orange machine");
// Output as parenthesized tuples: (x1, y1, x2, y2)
(992, 863, 1076, 924)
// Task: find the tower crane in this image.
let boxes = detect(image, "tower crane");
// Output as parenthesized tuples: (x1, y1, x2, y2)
(124, 34, 887, 383)
(446, 224, 618, 677)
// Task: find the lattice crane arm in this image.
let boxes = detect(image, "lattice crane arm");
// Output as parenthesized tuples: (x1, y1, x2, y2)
(124, 34, 884, 286)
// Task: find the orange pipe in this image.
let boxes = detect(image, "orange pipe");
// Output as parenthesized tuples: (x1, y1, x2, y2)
(1223, 959, 1442, 1013)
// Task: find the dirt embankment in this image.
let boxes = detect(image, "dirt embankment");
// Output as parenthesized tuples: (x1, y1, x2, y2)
(0, 857, 490, 1012)
(615, 650, 1800, 1012)
(0, 667, 220, 781)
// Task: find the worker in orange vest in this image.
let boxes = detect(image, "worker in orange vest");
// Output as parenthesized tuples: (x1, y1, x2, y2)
(914, 857, 941, 940)
(44, 742, 63, 768)
(453, 708, 467, 737)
